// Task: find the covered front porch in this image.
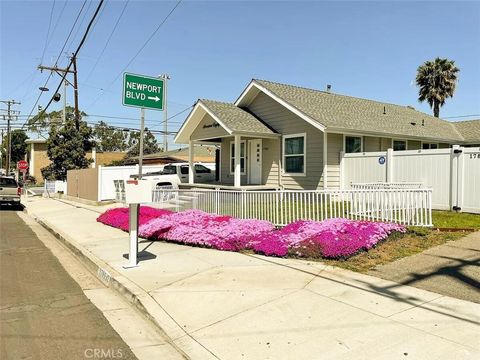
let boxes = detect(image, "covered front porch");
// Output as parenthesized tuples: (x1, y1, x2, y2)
(175, 99, 281, 188)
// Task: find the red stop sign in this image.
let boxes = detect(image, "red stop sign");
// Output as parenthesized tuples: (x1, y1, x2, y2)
(17, 160, 29, 171)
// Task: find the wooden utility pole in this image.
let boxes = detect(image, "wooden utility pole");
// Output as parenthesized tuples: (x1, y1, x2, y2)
(71, 54, 80, 126)
(38, 56, 80, 128)
(0, 100, 21, 173)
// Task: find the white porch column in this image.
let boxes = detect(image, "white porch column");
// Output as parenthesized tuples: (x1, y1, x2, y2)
(188, 140, 194, 183)
(234, 135, 241, 187)
(323, 132, 328, 189)
(29, 143, 35, 176)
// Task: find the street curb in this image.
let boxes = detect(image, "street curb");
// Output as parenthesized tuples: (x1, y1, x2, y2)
(23, 207, 215, 360)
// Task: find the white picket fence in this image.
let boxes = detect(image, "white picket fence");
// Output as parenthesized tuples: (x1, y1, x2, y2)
(341, 146, 480, 213)
(151, 188, 433, 227)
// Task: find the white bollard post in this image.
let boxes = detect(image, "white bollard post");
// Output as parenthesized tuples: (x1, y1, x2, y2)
(124, 203, 139, 268)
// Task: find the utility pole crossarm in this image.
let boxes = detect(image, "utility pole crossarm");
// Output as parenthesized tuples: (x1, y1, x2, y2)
(37, 65, 75, 74)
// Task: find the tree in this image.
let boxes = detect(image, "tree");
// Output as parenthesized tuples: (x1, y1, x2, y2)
(416, 58, 459, 118)
(41, 118, 94, 181)
(93, 121, 129, 152)
(27, 106, 87, 133)
(1, 129, 29, 169)
(126, 129, 161, 157)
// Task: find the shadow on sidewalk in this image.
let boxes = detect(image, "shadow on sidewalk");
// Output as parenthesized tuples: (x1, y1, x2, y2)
(122, 240, 157, 263)
(246, 254, 480, 327)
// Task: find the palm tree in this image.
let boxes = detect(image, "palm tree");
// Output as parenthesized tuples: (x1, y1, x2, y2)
(416, 58, 459, 117)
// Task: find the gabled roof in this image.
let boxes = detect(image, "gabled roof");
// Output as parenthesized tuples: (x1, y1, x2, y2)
(174, 99, 278, 143)
(201, 99, 276, 135)
(237, 79, 464, 142)
(453, 119, 480, 144)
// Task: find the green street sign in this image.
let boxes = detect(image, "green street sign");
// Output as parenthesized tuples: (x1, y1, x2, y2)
(123, 73, 164, 110)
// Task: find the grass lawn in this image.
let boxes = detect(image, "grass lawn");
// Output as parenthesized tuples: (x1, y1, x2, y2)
(318, 230, 466, 273)
(432, 210, 480, 229)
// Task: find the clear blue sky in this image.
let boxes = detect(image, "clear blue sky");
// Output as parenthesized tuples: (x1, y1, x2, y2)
(1, 0, 479, 148)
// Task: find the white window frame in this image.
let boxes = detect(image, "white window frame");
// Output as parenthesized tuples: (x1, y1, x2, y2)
(392, 138, 408, 151)
(421, 142, 439, 150)
(343, 134, 363, 153)
(282, 133, 306, 177)
(229, 140, 246, 175)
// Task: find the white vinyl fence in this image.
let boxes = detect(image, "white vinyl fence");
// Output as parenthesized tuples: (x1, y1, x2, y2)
(44, 180, 67, 195)
(341, 146, 480, 213)
(151, 188, 433, 227)
(98, 164, 165, 201)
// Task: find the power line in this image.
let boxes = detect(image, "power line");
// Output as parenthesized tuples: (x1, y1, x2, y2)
(85, 0, 130, 82)
(88, 0, 182, 108)
(40, 0, 56, 64)
(23, 0, 89, 128)
(42, 0, 68, 61)
(53, 0, 88, 66)
(23, 0, 105, 129)
(111, 1, 182, 84)
(66, 0, 93, 55)
(443, 114, 480, 119)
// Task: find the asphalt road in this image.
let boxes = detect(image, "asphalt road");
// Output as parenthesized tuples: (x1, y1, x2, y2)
(0, 209, 137, 360)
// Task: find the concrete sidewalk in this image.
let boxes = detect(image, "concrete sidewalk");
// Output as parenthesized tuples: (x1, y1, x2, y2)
(370, 231, 480, 303)
(23, 197, 480, 360)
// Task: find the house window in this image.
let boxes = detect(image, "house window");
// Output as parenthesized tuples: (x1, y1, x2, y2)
(393, 140, 407, 151)
(230, 141, 246, 174)
(345, 136, 362, 153)
(422, 143, 438, 149)
(283, 134, 306, 175)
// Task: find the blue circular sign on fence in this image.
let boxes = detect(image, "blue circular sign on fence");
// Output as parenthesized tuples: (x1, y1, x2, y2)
(378, 156, 386, 165)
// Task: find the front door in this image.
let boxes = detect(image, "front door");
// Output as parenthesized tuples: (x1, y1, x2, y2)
(249, 139, 262, 184)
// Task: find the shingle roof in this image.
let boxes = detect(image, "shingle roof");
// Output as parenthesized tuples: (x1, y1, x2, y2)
(254, 79, 464, 142)
(200, 99, 277, 136)
(453, 119, 480, 143)
(141, 146, 215, 160)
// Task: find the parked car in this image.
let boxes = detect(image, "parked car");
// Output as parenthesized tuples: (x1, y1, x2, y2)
(131, 163, 215, 188)
(0, 176, 22, 207)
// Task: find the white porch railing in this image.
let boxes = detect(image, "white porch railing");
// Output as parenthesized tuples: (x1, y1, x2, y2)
(152, 188, 433, 227)
(351, 182, 424, 190)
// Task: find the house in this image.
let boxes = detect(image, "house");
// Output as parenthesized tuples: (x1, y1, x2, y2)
(174, 79, 480, 190)
(125, 146, 216, 165)
(26, 139, 126, 182)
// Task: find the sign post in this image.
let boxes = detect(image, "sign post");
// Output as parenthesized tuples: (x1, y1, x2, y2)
(123, 179, 152, 268)
(17, 160, 29, 197)
(122, 73, 164, 269)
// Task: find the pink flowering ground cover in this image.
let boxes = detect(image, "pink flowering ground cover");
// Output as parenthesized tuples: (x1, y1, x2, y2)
(97, 207, 406, 259)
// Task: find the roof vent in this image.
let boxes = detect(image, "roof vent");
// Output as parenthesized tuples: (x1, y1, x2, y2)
(326, 84, 332, 92)
(383, 106, 386, 115)
(407, 105, 415, 110)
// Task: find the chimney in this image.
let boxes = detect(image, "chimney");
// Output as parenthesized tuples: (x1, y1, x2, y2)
(326, 84, 332, 92)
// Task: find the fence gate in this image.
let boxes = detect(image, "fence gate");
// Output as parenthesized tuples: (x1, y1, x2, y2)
(341, 146, 480, 213)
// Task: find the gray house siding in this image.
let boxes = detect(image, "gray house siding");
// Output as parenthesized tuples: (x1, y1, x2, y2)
(326, 133, 343, 189)
(246, 92, 325, 190)
(190, 113, 229, 140)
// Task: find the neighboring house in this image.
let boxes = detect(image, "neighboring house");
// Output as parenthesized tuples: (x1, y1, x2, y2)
(26, 139, 126, 182)
(125, 146, 216, 165)
(451, 119, 480, 147)
(174, 79, 480, 190)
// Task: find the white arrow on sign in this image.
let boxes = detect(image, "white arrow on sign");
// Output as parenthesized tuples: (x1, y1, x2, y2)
(147, 96, 160, 102)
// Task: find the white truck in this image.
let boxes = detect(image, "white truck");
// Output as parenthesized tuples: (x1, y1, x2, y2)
(135, 163, 215, 188)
